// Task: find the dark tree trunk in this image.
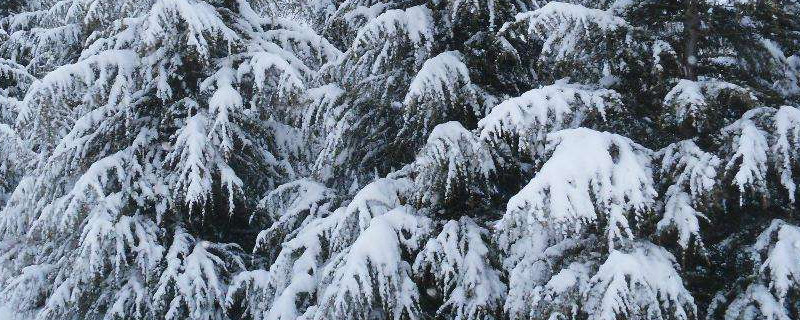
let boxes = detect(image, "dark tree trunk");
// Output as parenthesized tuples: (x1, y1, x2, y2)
(684, 0, 701, 81)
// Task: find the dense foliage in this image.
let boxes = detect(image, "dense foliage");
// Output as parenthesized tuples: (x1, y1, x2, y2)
(1, 0, 799, 319)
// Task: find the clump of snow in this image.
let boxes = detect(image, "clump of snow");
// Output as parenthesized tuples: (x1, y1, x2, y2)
(515, 241, 696, 320)
(412, 121, 495, 209)
(154, 228, 244, 320)
(723, 220, 800, 320)
(252, 179, 336, 259)
(399, 51, 480, 150)
(478, 81, 620, 158)
(403, 51, 472, 107)
(315, 207, 431, 320)
(720, 106, 800, 203)
(503, 128, 656, 249)
(662, 78, 753, 132)
(352, 6, 432, 52)
(657, 140, 720, 249)
(167, 112, 242, 214)
(332, 5, 434, 79)
(501, 2, 630, 68)
(583, 244, 696, 320)
(413, 217, 506, 320)
(237, 177, 413, 319)
(142, 0, 238, 58)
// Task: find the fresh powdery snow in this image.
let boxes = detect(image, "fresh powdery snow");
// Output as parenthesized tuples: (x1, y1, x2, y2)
(503, 128, 657, 249)
(478, 80, 620, 156)
(502, 2, 630, 66)
(1, 0, 800, 319)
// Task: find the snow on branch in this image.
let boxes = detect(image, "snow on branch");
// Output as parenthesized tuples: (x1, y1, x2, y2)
(233, 177, 411, 319)
(723, 220, 800, 320)
(661, 78, 754, 133)
(0, 123, 32, 173)
(167, 111, 243, 214)
(411, 121, 495, 210)
(262, 18, 343, 70)
(720, 106, 800, 203)
(400, 51, 479, 148)
(478, 81, 620, 159)
(237, 47, 308, 97)
(403, 51, 472, 107)
(142, 0, 238, 58)
(500, 2, 632, 73)
(154, 228, 245, 320)
(0, 58, 34, 84)
(16, 49, 138, 149)
(202, 66, 244, 155)
(315, 207, 431, 320)
(351, 5, 432, 50)
(332, 5, 434, 81)
(584, 243, 696, 320)
(526, 242, 696, 320)
(656, 140, 721, 250)
(503, 128, 656, 249)
(252, 178, 337, 259)
(328, 177, 413, 250)
(413, 217, 506, 320)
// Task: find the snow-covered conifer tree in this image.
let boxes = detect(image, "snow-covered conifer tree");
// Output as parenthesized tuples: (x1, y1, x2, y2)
(2, 0, 800, 319)
(0, 0, 338, 318)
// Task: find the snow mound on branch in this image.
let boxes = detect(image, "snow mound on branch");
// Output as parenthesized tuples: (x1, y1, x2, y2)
(656, 140, 720, 249)
(16, 49, 138, 147)
(236, 45, 309, 97)
(720, 106, 800, 203)
(478, 81, 619, 157)
(143, 0, 238, 57)
(0, 58, 33, 86)
(662, 79, 753, 132)
(154, 228, 244, 320)
(584, 244, 696, 320)
(524, 242, 695, 320)
(302, 84, 345, 137)
(516, 240, 696, 320)
(0, 124, 32, 206)
(399, 51, 480, 151)
(412, 122, 495, 209)
(659, 140, 720, 202)
(506, 2, 626, 34)
(330, 176, 411, 243)
(501, 2, 628, 63)
(314, 207, 431, 320)
(772, 106, 800, 201)
(404, 51, 472, 106)
(755, 221, 800, 306)
(166, 112, 243, 214)
(262, 18, 343, 70)
(352, 5, 432, 50)
(252, 179, 336, 259)
(659, 189, 706, 250)
(331, 5, 434, 79)
(231, 177, 413, 320)
(724, 220, 800, 320)
(202, 67, 244, 155)
(503, 128, 656, 248)
(413, 217, 505, 320)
